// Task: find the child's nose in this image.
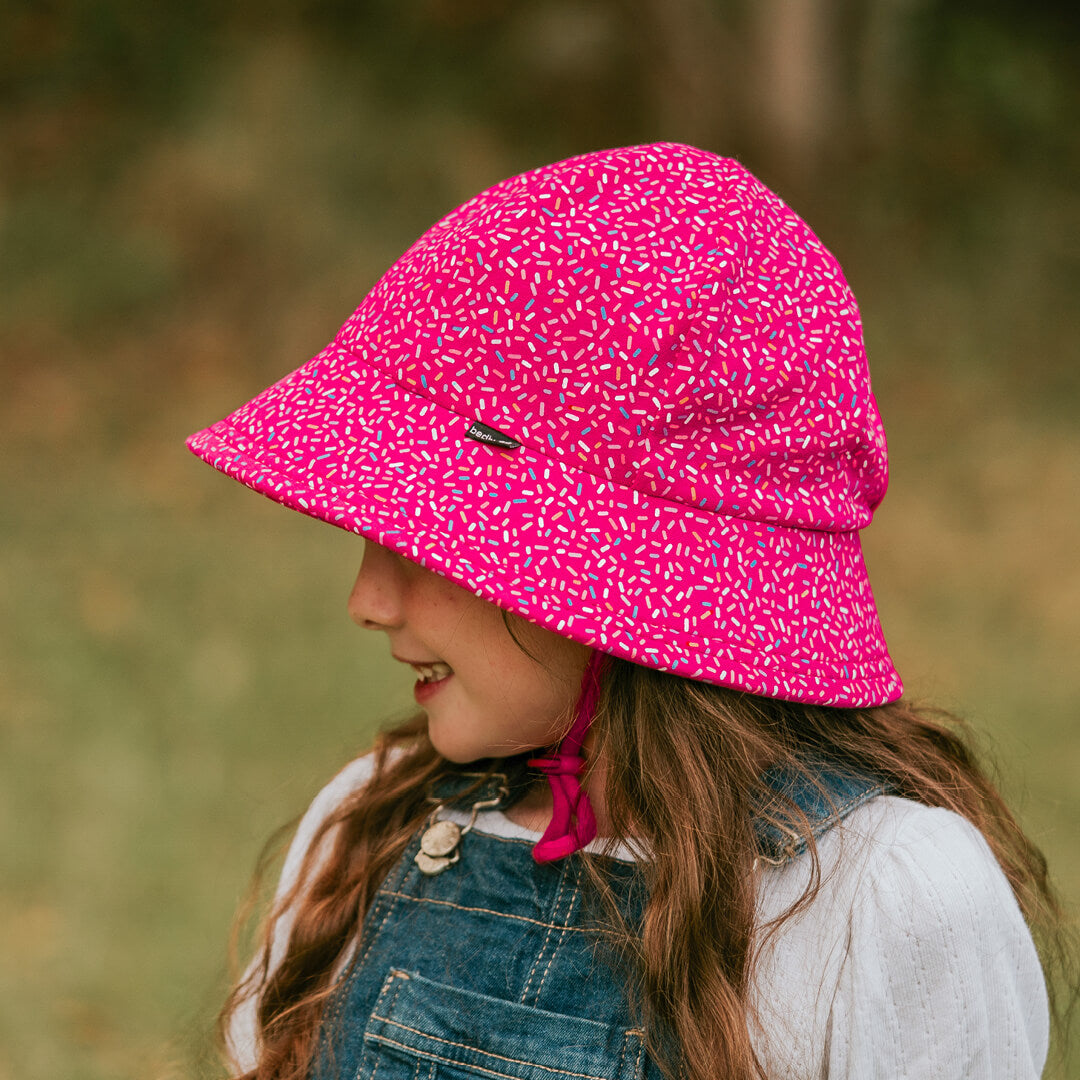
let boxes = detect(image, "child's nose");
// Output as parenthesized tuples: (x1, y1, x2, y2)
(347, 542, 404, 630)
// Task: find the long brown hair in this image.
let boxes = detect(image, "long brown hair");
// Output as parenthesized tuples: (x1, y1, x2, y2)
(218, 614, 1076, 1080)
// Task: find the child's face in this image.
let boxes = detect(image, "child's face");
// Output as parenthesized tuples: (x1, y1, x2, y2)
(347, 540, 593, 763)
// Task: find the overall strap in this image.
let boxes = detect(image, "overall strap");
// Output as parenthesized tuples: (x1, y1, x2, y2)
(424, 760, 892, 868)
(425, 767, 528, 810)
(752, 762, 893, 865)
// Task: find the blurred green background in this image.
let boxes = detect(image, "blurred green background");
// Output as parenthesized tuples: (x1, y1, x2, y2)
(2, 1, 1077, 1076)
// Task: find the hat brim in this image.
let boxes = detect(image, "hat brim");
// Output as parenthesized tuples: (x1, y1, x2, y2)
(187, 346, 902, 708)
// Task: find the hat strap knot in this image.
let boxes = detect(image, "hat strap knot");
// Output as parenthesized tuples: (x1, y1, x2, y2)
(526, 649, 606, 863)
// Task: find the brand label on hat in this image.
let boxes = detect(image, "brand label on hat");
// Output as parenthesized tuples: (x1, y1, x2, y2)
(465, 420, 520, 450)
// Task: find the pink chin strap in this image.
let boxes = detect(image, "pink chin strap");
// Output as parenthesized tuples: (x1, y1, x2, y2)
(526, 649, 608, 863)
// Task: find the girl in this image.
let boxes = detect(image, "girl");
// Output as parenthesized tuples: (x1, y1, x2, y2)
(186, 142, 1063, 1079)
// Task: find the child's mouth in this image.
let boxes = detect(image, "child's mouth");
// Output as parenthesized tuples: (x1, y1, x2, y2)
(414, 671, 453, 702)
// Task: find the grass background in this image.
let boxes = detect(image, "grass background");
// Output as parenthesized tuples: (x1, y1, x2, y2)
(2, 2, 1078, 1076)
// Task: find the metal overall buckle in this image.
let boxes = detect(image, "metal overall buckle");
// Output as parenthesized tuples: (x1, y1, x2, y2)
(414, 772, 510, 876)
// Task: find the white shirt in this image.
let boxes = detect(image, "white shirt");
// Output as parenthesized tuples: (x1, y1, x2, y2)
(228, 752, 1049, 1078)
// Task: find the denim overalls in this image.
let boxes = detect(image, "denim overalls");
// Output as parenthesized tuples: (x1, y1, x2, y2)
(310, 764, 890, 1080)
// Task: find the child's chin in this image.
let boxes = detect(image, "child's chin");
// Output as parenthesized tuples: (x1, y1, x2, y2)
(427, 727, 486, 765)
(429, 727, 534, 766)
(436, 746, 486, 765)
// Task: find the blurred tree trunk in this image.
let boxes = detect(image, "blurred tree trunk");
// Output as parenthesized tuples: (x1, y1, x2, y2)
(747, 0, 841, 183)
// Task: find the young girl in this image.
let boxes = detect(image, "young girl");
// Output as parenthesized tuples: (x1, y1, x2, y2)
(186, 142, 1062, 1079)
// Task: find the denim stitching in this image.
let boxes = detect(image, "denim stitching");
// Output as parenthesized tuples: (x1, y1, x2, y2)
(386, 969, 409, 1009)
(334, 847, 415, 1061)
(521, 861, 570, 1004)
(758, 782, 889, 865)
(616, 1029, 631, 1079)
(797, 781, 889, 849)
(353, 1046, 368, 1080)
(358, 836, 432, 970)
(625, 1030, 645, 1080)
(365, 971, 410, 1080)
(321, 954, 350, 1040)
(372, 888, 594, 934)
(322, 897, 377, 1037)
(322, 928, 370, 1061)
(532, 864, 581, 1003)
(356, 888, 405, 969)
(366, 979, 395, 1080)
(368, 969, 401, 1023)
(617, 1028, 646, 1080)
(366, 1028, 610, 1080)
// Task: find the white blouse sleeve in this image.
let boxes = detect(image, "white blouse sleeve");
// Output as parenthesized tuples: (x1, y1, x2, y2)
(224, 751, 380, 1074)
(826, 802, 1049, 1079)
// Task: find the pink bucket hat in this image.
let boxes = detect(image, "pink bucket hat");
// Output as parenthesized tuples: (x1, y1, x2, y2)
(187, 142, 903, 861)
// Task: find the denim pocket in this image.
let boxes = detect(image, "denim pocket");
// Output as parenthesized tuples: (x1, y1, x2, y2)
(359, 968, 647, 1080)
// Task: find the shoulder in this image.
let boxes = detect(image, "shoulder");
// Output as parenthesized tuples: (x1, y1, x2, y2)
(304, 748, 384, 819)
(834, 794, 1019, 908)
(277, 752, 381, 890)
(756, 794, 1034, 926)
(824, 797, 1049, 1078)
(755, 794, 1018, 927)
(751, 797, 1048, 1079)
(225, 748, 387, 1072)
(830, 795, 1041, 971)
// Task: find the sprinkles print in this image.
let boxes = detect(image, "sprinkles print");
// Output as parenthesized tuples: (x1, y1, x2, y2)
(186, 142, 903, 708)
